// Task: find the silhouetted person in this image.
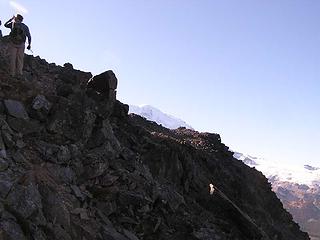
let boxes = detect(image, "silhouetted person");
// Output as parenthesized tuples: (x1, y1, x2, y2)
(0, 20, 2, 37)
(4, 14, 31, 77)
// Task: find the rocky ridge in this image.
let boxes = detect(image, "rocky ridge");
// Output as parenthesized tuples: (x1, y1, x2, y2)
(0, 38, 310, 240)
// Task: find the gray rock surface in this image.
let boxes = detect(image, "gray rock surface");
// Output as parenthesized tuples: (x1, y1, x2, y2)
(4, 99, 29, 120)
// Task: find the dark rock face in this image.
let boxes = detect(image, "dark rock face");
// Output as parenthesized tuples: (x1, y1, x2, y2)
(86, 70, 118, 105)
(87, 70, 118, 93)
(0, 38, 311, 240)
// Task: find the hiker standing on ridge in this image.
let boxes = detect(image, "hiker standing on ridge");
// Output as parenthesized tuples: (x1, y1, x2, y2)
(4, 14, 31, 77)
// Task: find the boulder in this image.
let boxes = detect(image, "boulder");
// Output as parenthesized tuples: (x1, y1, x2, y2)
(4, 100, 29, 120)
(87, 70, 118, 94)
(86, 71, 118, 115)
(29, 95, 52, 121)
(32, 95, 51, 111)
(63, 63, 73, 70)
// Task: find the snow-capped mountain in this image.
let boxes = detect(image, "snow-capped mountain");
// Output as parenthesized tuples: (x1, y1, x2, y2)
(234, 152, 320, 240)
(129, 105, 193, 130)
(234, 152, 320, 186)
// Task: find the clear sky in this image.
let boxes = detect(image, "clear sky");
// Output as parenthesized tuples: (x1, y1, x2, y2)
(1, 0, 320, 166)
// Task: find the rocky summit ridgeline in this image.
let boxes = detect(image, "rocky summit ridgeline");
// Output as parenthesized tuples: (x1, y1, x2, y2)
(0, 38, 310, 240)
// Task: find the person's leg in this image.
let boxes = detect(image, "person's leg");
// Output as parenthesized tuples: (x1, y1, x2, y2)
(16, 46, 25, 76)
(9, 46, 18, 76)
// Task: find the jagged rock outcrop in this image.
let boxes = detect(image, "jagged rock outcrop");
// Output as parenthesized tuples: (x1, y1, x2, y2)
(0, 38, 310, 240)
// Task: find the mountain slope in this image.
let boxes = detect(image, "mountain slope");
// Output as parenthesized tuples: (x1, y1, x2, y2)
(130, 103, 319, 239)
(0, 38, 309, 240)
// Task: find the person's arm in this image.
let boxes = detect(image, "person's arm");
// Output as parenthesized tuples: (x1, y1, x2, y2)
(4, 16, 14, 28)
(25, 26, 31, 49)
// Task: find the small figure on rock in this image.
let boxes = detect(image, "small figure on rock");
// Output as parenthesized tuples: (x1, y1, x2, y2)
(4, 14, 31, 77)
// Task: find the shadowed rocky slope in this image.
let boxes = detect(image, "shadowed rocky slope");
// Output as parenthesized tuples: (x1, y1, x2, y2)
(0, 38, 310, 240)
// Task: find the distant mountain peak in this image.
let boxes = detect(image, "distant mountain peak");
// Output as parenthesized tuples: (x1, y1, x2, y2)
(234, 152, 320, 187)
(129, 104, 193, 130)
(233, 152, 259, 166)
(304, 165, 319, 171)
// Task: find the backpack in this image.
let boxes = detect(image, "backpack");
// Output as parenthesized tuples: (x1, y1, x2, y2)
(10, 23, 26, 45)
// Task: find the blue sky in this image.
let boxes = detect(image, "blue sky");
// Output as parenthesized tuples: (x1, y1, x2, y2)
(1, 0, 320, 166)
